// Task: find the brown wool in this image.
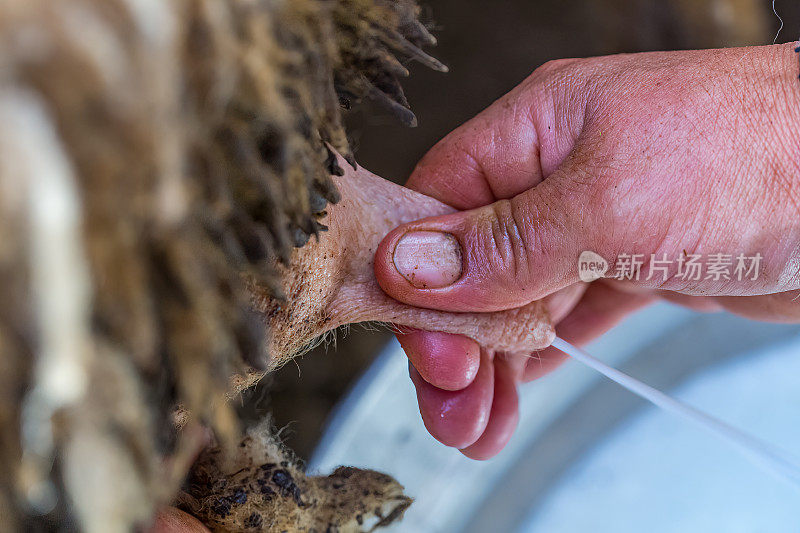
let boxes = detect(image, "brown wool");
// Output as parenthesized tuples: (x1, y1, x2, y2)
(0, 1, 444, 531)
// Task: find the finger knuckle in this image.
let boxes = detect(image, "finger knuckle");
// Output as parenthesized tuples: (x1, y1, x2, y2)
(526, 58, 588, 94)
(533, 57, 582, 79)
(477, 199, 535, 291)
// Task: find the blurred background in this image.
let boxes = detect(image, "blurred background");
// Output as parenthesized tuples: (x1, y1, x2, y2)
(255, 1, 800, 530)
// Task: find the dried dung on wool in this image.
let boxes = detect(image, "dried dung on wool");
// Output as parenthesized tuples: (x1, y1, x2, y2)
(178, 422, 412, 532)
(0, 0, 441, 531)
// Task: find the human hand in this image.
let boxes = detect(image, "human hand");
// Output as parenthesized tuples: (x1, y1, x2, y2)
(147, 508, 210, 533)
(373, 43, 800, 459)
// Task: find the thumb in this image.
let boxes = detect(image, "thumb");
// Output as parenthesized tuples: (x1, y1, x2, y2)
(374, 171, 601, 313)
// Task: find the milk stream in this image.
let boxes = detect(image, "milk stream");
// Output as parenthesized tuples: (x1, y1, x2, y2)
(551, 336, 800, 489)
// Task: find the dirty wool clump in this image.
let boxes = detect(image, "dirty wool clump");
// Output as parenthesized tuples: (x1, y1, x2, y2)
(0, 0, 440, 531)
(178, 422, 412, 532)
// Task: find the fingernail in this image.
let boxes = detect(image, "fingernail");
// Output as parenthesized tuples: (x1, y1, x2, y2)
(393, 231, 462, 289)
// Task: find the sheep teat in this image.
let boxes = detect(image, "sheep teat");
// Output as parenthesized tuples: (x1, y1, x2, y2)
(256, 158, 555, 368)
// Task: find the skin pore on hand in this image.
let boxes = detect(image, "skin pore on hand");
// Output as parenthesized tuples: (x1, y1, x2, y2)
(374, 43, 800, 459)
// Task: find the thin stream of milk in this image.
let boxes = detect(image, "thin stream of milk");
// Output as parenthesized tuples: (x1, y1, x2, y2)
(551, 336, 800, 489)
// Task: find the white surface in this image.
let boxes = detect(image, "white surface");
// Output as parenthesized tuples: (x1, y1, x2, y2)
(310, 303, 698, 532)
(522, 334, 800, 533)
(551, 336, 800, 488)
